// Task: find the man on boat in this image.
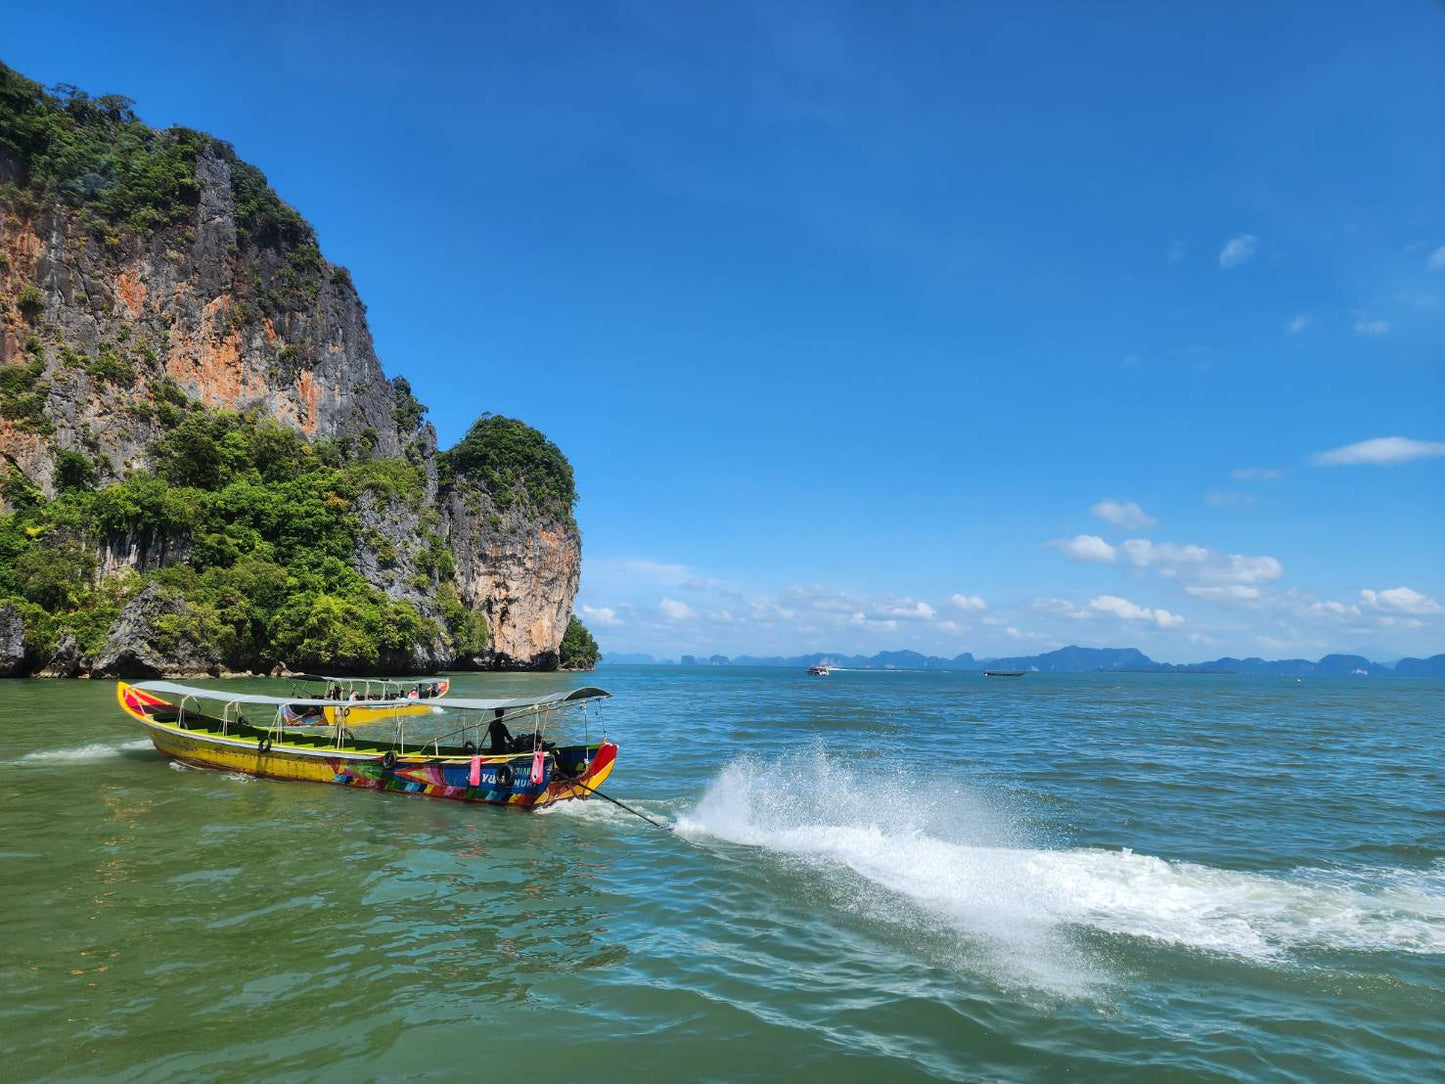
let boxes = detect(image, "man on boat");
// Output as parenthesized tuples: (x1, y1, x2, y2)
(487, 708, 514, 753)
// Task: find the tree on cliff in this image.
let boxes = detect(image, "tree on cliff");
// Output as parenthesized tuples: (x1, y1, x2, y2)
(558, 617, 600, 670)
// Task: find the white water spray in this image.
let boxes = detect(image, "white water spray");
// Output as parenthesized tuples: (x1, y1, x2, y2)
(676, 752, 1445, 984)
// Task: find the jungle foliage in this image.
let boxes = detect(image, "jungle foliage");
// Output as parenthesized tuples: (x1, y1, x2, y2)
(441, 413, 577, 524)
(558, 616, 601, 670)
(0, 406, 484, 671)
(0, 61, 311, 248)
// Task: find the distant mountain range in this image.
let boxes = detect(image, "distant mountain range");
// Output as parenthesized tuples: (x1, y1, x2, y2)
(598, 646, 1445, 677)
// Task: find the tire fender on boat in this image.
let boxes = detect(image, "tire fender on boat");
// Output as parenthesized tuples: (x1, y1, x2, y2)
(257, 736, 272, 754)
(495, 763, 515, 789)
(381, 750, 397, 771)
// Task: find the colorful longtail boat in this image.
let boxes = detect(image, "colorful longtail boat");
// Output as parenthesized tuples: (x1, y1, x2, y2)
(117, 681, 616, 809)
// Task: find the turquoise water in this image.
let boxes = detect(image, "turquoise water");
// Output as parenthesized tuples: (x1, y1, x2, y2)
(3, 667, 1441, 1079)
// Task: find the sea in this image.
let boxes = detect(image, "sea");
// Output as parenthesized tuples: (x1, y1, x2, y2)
(3, 667, 1441, 1080)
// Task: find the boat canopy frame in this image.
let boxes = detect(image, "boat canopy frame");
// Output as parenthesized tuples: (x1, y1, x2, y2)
(129, 681, 610, 754)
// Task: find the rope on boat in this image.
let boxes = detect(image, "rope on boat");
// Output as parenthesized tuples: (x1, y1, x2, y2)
(568, 776, 672, 832)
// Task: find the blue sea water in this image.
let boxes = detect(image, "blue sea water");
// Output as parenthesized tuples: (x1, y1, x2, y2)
(2, 667, 1441, 1079)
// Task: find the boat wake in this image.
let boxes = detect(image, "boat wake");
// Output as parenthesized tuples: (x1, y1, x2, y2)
(19, 738, 154, 764)
(675, 752, 1444, 991)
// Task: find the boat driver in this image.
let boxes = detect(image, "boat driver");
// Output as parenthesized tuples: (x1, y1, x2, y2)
(486, 708, 513, 753)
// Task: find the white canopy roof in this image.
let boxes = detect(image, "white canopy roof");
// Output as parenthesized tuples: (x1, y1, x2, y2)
(132, 681, 609, 711)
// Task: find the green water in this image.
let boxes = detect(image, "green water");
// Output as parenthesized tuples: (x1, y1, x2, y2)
(3, 669, 1442, 1080)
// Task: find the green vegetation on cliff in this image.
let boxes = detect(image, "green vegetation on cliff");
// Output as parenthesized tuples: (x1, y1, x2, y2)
(0, 403, 486, 672)
(0, 61, 308, 247)
(558, 616, 601, 670)
(441, 414, 577, 524)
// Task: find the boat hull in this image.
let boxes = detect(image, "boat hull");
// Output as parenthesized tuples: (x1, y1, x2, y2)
(119, 683, 617, 809)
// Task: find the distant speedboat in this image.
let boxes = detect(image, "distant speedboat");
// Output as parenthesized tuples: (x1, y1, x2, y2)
(807, 665, 831, 676)
(984, 670, 1025, 678)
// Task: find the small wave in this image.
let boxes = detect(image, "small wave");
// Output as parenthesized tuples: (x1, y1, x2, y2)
(676, 752, 1445, 985)
(539, 794, 672, 828)
(19, 739, 153, 764)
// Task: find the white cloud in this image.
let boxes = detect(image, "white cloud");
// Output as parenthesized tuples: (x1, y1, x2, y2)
(1352, 316, 1390, 336)
(1032, 597, 1091, 620)
(1311, 437, 1445, 466)
(1091, 498, 1156, 529)
(849, 612, 897, 631)
(1121, 539, 1283, 592)
(1219, 234, 1257, 269)
(1090, 594, 1185, 628)
(579, 605, 620, 627)
(877, 600, 936, 622)
(1378, 616, 1425, 629)
(1359, 586, 1443, 616)
(1053, 534, 1117, 563)
(658, 597, 695, 621)
(1185, 585, 1261, 600)
(1285, 314, 1311, 334)
(1231, 467, 1283, 482)
(1427, 246, 1445, 271)
(1120, 539, 1207, 568)
(946, 594, 988, 612)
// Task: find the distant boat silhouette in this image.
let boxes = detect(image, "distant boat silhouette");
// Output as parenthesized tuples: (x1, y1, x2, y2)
(984, 670, 1025, 678)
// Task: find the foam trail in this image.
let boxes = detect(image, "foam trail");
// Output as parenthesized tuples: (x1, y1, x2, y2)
(19, 739, 154, 764)
(676, 753, 1445, 975)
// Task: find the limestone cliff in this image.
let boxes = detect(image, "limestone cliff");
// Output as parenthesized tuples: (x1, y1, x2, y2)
(443, 485, 581, 670)
(0, 62, 582, 675)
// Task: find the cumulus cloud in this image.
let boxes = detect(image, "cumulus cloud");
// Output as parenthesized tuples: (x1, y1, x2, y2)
(1352, 316, 1390, 336)
(877, 600, 936, 621)
(1118, 539, 1283, 600)
(579, 605, 621, 627)
(946, 593, 988, 612)
(1311, 437, 1445, 466)
(1285, 314, 1311, 334)
(1219, 234, 1257, 268)
(1359, 586, 1443, 616)
(1052, 534, 1117, 563)
(1429, 246, 1445, 271)
(1231, 467, 1283, 482)
(1090, 594, 1185, 628)
(658, 597, 695, 621)
(1091, 498, 1156, 529)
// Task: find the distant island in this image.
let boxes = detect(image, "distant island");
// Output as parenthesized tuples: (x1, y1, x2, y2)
(601, 645, 1445, 677)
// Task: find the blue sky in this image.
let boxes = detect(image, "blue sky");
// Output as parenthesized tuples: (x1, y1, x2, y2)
(9, 1, 1443, 661)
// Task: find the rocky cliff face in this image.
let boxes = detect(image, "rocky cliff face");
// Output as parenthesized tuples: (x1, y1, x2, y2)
(0, 140, 405, 494)
(0, 63, 580, 675)
(443, 485, 581, 670)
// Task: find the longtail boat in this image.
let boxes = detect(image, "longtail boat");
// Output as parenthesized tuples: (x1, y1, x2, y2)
(279, 673, 452, 727)
(117, 681, 616, 809)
